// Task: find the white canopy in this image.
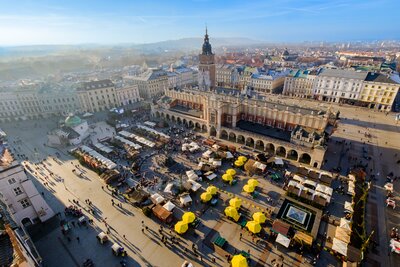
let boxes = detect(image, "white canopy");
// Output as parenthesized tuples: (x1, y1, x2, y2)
(344, 201, 354, 212)
(253, 161, 267, 171)
(206, 173, 217, 181)
(164, 183, 174, 194)
(144, 121, 156, 127)
(202, 150, 213, 158)
(180, 195, 192, 205)
(226, 151, 234, 159)
(390, 238, 400, 254)
(82, 112, 93, 117)
(114, 135, 142, 150)
(340, 218, 351, 231)
(163, 201, 176, 212)
(151, 193, 165, 204)
(332, 238, 348, 256)
(384, 183, 394, 192)
(186, 170, 198, 181)
(274, 157, 284, 165)
(293, 175, 305, 184)
(276, 233, 291, 248)
(189, 180, 202, 192)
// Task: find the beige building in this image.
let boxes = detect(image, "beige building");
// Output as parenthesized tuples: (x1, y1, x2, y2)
(249, 74, 286, 94)
(116, 85, 141, 106)
(0, 89, 80, 122)
(129, 69, 168, 100)
(77, 79, 118, 112)
(283, 70, 316, 98)
(359, 73, 400, 110)
(216, 64, 240, 88)
(152, 87, 337, 168)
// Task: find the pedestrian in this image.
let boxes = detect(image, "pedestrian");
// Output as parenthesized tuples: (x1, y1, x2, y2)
(67, 237, 71, 242)
(76, 237, 80, 243)
(141, 228, 144, 233)
(239, 233, 243, 240)
(101, 186, 104, 190)
(111, 199, 114, 206)
(123, 234, 126, 239)
(145, 226, 149, 231)
(71, 221, 75, 227)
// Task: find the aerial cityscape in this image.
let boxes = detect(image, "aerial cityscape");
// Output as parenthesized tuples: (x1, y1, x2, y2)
(1, 1, 400, 267)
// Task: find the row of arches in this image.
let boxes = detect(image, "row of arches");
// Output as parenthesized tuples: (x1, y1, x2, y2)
(219, 129, 312, 164)
(154, 111, 208, 132)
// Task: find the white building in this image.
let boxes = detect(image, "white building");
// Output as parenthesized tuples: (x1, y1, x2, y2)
(116, 85, 141, 106)
(0, 145, 54, 227)
(312, 69, 367, 103)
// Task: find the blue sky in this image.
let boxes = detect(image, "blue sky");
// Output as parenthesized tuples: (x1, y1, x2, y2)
(0, 0, 399, 45)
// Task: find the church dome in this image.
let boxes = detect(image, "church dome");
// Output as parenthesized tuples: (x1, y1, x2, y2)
(65, 115, 82, 128)
(282, 49, 290, 56)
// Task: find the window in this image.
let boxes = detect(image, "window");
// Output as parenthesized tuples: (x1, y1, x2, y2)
(13, 187, 23, 196)
(8, 178, 16, 184)
(20, 198, 31, 209)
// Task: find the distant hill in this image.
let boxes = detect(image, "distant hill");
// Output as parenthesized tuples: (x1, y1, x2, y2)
(131, 37, 263, 52)
(0, 37, 262, 59)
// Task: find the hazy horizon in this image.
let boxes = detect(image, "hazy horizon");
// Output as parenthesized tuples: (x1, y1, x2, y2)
(1, 0, 400, 46)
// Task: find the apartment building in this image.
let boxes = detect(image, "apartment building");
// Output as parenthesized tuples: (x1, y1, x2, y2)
(0, 144, 54, 228)
(129, 69, 168, 100)
(116, 85, 141, 106)
(283, 69, 317, 98)
(0, 89, 80, 122)
(312, 69, 367, 103)
(359, 72, 400, 110)
(216, 64, 240, 88)
(77, 79, 118, 112)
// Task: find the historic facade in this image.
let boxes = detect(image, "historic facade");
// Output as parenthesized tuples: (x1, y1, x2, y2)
(152, 87, 336, 167)
(198, 28, 216, 91)
(77, 79, 118, 113)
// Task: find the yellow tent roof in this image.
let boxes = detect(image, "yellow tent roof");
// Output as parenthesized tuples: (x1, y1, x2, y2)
(238, 156, 248, 163)
(206, 185, 218, 195)
(234, 160, 244, 167)
(200, 192, 212, 202)
(229, 197, 242, 209)
(231, 254, 248, 267)
(246, 220, 262, 234)
(174, 221, 188, 234)
(226, 169, 236, 176)
(243, 184, 255, 193)
(182, 212, 196, 223)
(293, 231, 313, 246)
(222, 173, 233, 182)
(252, 212, 266, 224)
(225, 206, 239, 218)
(247, 178, 259, 187)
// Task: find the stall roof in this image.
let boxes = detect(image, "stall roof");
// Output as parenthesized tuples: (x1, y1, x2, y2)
(163, 201, 176, 212)
(151, 193, 165, 204)
(294, 231, 313, 246)
(272, 220, 290, 236)
(335, 226, 351, 244)
(276, 233, 291, 248)
(180, 194, 192, 205)
(332, 238, 348, 256)
(340, 218, 352, 231)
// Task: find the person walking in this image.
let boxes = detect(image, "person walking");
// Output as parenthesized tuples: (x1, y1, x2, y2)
(76, 237, 80, 243)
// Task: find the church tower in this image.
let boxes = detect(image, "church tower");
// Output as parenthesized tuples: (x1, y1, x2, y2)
(198, 27, 216, 91)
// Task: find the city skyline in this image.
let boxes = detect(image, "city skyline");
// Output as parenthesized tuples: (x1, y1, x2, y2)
(1, 0, 400, 46)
